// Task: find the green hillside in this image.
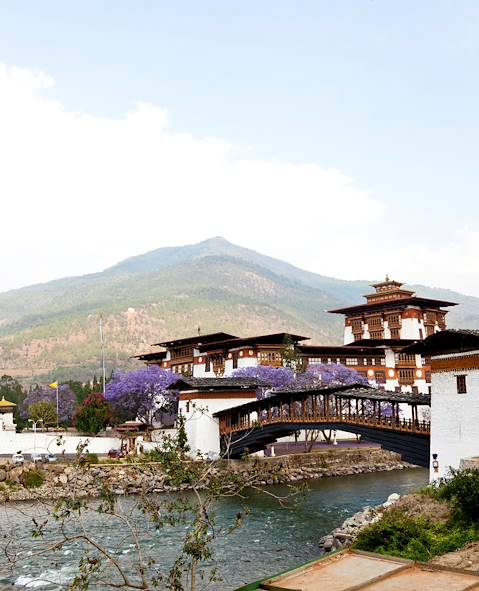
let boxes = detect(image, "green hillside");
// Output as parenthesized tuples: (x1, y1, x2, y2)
(0, 237, 477, 382)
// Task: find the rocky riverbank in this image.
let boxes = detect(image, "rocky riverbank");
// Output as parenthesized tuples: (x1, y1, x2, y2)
(319, 492, 401, 552)
(0, 447, 412, 502)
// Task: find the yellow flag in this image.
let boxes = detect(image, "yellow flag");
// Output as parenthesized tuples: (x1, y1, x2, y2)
(49, 382, 58, 389)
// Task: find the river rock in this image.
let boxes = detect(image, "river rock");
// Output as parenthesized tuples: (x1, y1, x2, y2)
(383, 493, 400, 508)
(0, 469, 6, 482)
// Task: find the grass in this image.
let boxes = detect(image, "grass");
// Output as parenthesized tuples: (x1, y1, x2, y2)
(22, 469, 45, 489)
(353, 511, 478, 562)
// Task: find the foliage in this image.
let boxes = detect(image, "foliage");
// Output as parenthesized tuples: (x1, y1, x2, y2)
(280, 334, 305, 370)
(21, 383, 76, 425)
(0, 374, 25, 406)
(27, 401, 57, 426)
(297, 364, 369, 387)
(354, 510, 478, 562)
(75, 392, 112, 434)
(0, 374, 27, 429)
(22, 469, 45, 489)
(105, 366, 180, 425)
(231, 365, 295, 398)
(232, 363, 367, 401)
(434, 468, 479, 523)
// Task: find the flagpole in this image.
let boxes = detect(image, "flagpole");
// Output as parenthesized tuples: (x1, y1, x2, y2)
(100, 314, 106, 395)
(56, 384, 59, 429)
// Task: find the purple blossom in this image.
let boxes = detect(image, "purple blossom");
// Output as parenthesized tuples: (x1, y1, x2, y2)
(105, 366, 180, 425)
(231, 366, 295, 399)
(296, 364, 369, 388)
(21, 384, 76, 424)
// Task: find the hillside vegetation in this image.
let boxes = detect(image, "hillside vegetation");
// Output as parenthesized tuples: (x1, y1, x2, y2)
(1, 237, 478, 382)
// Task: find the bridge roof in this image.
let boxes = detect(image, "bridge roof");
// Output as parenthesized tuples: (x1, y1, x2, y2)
(334, 387, 430, 405)
(213, 385, 430, 416)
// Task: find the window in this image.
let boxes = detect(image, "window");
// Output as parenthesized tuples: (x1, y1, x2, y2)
(426, 325, 435, 337)
(387, 314, 401, 327)
(396, 353, 416, 365)
(368, 316, 383, 328)
(171, 347, 194, 359)
(212, 355, 225, 376)
(380, 358, 386, 366)
(346, 358, 358, 366)
(419, 329, 424, 339)
(425, 371, 431, 383)
(457, 375, 467, 394)
(205, 357, 211, 372)
(308, 357, 322, 365)
(398, 369, 414, 384)
(351, 319, 363, 333)
(258, 351, 282, 366)
(232, 352, 238, 369)
(390, 329, 400, 339)
(375, 371, 386, 384)
(370, 330, 384, 339)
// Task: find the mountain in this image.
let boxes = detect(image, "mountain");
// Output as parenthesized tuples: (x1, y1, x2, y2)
(1, 237, 478, 382)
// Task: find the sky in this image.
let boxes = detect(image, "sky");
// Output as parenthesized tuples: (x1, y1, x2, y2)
(0, 1, 478, 295)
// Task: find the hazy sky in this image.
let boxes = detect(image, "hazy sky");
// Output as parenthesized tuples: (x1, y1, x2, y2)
(0, 1, 478, 295)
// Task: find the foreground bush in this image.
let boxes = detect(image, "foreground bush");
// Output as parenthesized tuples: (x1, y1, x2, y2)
(353, 510, 478, 561)
(434, 469, 479, 524)
(22, 469, 45, 489)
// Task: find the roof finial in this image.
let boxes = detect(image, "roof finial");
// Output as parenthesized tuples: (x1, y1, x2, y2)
(197, 325, 201, 337)
(385, 274, 390, 282)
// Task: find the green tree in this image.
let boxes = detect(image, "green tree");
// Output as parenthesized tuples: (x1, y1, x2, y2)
(280, 334, 305, 370)
(74, 392, 112, 434)
(0, 375, 26, 430)
(28, 401, 56, 427)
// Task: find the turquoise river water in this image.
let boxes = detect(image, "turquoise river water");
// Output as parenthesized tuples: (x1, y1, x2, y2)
(0, 467, 427, 590)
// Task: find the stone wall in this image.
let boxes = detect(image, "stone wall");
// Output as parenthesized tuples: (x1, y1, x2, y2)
(0, 447, 410, 503)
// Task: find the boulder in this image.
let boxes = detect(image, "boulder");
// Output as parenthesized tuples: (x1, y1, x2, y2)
(0, 469, 6, 482)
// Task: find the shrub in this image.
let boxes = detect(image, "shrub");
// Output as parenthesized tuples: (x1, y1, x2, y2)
(22, 469, 45, 489)
(353, 510, 478, 561)
(74, 393, 112, 435)
(435, 469, 479, 524)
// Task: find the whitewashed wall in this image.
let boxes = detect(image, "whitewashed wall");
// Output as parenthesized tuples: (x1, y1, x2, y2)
(430, 358, 479, 480)
(0, 431, 121, 456)
(179, 396, 254, 458)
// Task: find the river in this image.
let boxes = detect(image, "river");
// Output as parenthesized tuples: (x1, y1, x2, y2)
(0, 467, 427, 590)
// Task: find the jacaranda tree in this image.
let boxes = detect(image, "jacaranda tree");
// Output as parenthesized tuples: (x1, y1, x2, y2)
(231, 365, 295, 399)
(21, 384, 77, 425)
(232, 363, 368, 398)
(105, 366, 180, 426)
(296, 363, 369, 387)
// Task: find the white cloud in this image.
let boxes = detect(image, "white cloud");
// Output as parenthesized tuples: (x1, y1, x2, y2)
(0, 63, 476, 296)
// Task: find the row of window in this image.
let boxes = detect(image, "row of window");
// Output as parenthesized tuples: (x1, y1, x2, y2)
(171, 363, 193, 374)
(308, 357, 387, 367)
(171, 346, 194, 359)
(395, 353, 417, 364)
